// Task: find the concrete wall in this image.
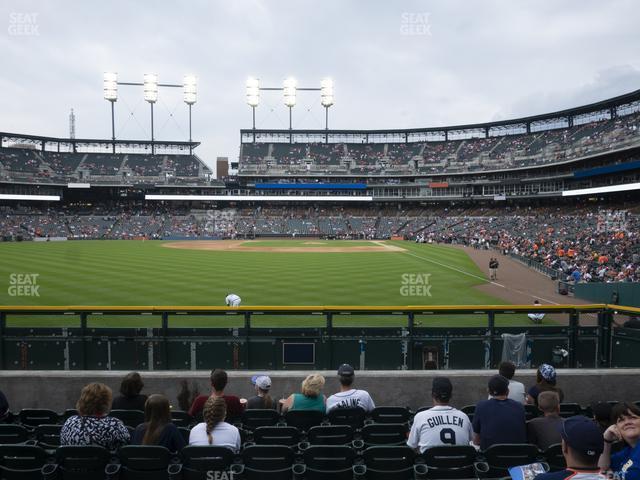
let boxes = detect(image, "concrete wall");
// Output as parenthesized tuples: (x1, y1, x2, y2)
(1, 369, 639, 413)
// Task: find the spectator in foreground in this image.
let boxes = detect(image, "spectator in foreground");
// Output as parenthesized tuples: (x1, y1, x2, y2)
(60, 383, 130, 450)
(280, 374, 326, 413)
(591, 402, 613, 434)
(246, 375, 275, 410)
(326, 364, 375, 413)
(112, 372, 147, 411)
(495, 361, 526, 404)
(131, 394, 185, 452)
(527, 364, 565, 405)
(407, 377, 473, 452)
(535, 416, 606, 480)
(189, 397, 241, 453)
(599, 402, 640, 480)
(527, 391, 564, 450)
(473, 375, 526, 450)
(188, 369, 244, 421)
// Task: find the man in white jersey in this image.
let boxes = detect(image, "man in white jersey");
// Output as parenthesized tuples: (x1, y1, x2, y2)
(325, 364, 375, 413)
(225, 293, 241, 307)
(407, 377, 473, 452)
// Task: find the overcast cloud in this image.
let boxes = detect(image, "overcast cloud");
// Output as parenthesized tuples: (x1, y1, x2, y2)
(1, 0, 639, 174)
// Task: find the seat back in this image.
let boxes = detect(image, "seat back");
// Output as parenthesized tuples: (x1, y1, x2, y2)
(524, 405, 541, 421)
(0, 424, 29, 444)
(242, 409, 281, 430)
(170, 410, 193, 428)
(327, 407, 366, 429)
(253, 426, 300, 446)
(362, 446, 416, 480)
(19, 408, 59, 427)
(482, 444, 541, 478)
(543, 443, 565, 472)
(242, 445, 294, 480)
(55, 445, 111, 480)
(558, 403, 582, 418)
(109, 409, 145, 428)
(35, 424, 62, 448)
(370, 407, 411, 425)
(303, 445, 356, 480)
(421, 445, 478, 479)
(307, 425, 354, 445)
(0, 445, 48, 480)
(284, 410, 324, 432)
(117, 445, 171, 480)
(180, 445, 234, 478)
(461, 405, 476, 421)
(361, 423, 408, 446)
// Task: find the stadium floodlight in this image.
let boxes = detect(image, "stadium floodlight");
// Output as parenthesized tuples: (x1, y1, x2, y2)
(183, 75, 197, 105)
(143, 73, 158, 103)
(246, 77, 260, 107)
(283, 77, 297, 107)
(103, 72, 118, 153)
(103, 72, 118, 101)
(320, 78, 334, 107)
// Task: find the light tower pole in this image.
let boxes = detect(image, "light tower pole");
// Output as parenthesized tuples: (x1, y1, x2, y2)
(320, 78, 334, 143)
(143, 73, 158, 155)
(246, 77, 260, 142)
(103, 72, 118, 153)
(183, 75, 197, 155)
(283, 77, 297, 143)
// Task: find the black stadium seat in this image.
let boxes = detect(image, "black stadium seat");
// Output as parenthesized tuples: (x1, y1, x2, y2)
(252, 426, 300, 446)
(0, 444, 49, 480)
(109, 409, 145, 428)
(307, 425, 354, 445)
(370, 406, 411, 425)
(0, 424, 30, 444)
(107, 445, 171, 480)
(543, 443, 565, 472)
(241, 409, 281, 430)
(283, 410, 324, 432)
(19, 408, 59, 428)
(327, 407, 366, 429)
(361, 445, 418, 480)
(241, 445, 295, 480)
(42, 445, 111, 480)
(170, 445, 235, 480)
(35, 424, 63, 449)
(302, 445, 356, 480)
(361, 423, 408, 446)
(420, 445, 479, 479)
(558, 403, 582, 418)
(170, 410, 193, 428)
(479, 444, 542, 478)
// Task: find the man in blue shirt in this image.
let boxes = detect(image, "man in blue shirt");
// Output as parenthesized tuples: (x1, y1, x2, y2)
(535, 416, 606, 480)
(473, 375, 526, 450)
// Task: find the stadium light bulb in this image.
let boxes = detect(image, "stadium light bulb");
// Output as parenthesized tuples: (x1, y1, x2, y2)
(183, 75, 197, 105)
(320, 78, 334, 107)
(103, 72, 118, 101)
(283, 77, 297, 107)
(143, 73, 158, 103)
(246, 77, 260, 107)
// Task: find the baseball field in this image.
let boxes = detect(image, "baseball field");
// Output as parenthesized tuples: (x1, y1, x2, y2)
(0, 239, 552, 327)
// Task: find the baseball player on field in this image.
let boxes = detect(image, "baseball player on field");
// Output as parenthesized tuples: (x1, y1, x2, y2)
(225, 293, 241, 307)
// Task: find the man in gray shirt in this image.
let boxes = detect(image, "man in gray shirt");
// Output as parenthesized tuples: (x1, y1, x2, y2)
(527, 390, 564, 450)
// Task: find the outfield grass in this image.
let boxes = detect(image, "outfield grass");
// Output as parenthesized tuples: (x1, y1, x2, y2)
(0, 240, 554, 327)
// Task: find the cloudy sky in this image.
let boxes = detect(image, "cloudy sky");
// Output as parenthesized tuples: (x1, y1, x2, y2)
(1, 0, 639, 174)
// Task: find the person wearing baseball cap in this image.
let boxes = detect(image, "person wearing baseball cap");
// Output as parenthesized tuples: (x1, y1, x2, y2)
(325, 364, 375, 413)
(535, 416, 606, 480)
(473, 375, 526, 450)
(407, 377, 473, 452)
(527, 363, 564, 406)
(246, 375, 275, 410)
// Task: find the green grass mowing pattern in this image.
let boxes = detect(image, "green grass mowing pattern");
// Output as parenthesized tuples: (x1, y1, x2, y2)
(239, 240, 379, 247)
(0, 240, 548, 327)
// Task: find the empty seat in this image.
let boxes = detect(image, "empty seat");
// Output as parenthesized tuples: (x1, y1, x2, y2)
(107, 445, 171, 480)
(361, 445, 417, 480)
(170, 410, 192, 428)
(252, 426, 300, 446)
(480, 444, 542, 478)
(284, 410, 324, 432)
(361, 423, 408, 446)
(241, 409, 281, 430)
(42, 445, 111, 480)
(307, 425, 354, 445)
(558, 403, 582, 418)
(0, 424, 29, 444)
(109, 409, 145, 428)
(370, 407, 411, 425)
(327, 407, 366, 429)
(241, 445, 295, 480)
(0, 444, 48, 480)
(172, 445, 235, 480)
(19, 409, 59, 428)
(543, 443, 565, 472)
(35, 424, 62, 449)
(302, 445, 356, 480)
(420, 445, 478, 479)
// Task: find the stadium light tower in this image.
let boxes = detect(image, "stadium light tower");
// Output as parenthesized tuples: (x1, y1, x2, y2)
(103, 72, 118, 153)
(320, 78, 334, 142)
(246, 77, 260, 141)
(183, 75, 197, 155)
(143, 73, 158, 154)
(283, 77, 297, 143)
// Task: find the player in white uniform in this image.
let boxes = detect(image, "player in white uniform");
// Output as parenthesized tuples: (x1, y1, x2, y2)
(225, 293, 241, 307)
(326, 364, 375, 413)
(407, 377, 473, 452)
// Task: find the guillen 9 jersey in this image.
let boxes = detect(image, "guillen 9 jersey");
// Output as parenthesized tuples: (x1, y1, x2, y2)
(407, 405, 473, 452)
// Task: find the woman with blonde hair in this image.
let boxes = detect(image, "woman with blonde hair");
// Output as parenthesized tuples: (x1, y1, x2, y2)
(60, 382, 130, 450)
(188, 396, 241, 453)
(280, 374, 326, 412)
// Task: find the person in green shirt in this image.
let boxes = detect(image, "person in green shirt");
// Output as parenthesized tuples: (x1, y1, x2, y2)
(280, 374, 326, 412)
